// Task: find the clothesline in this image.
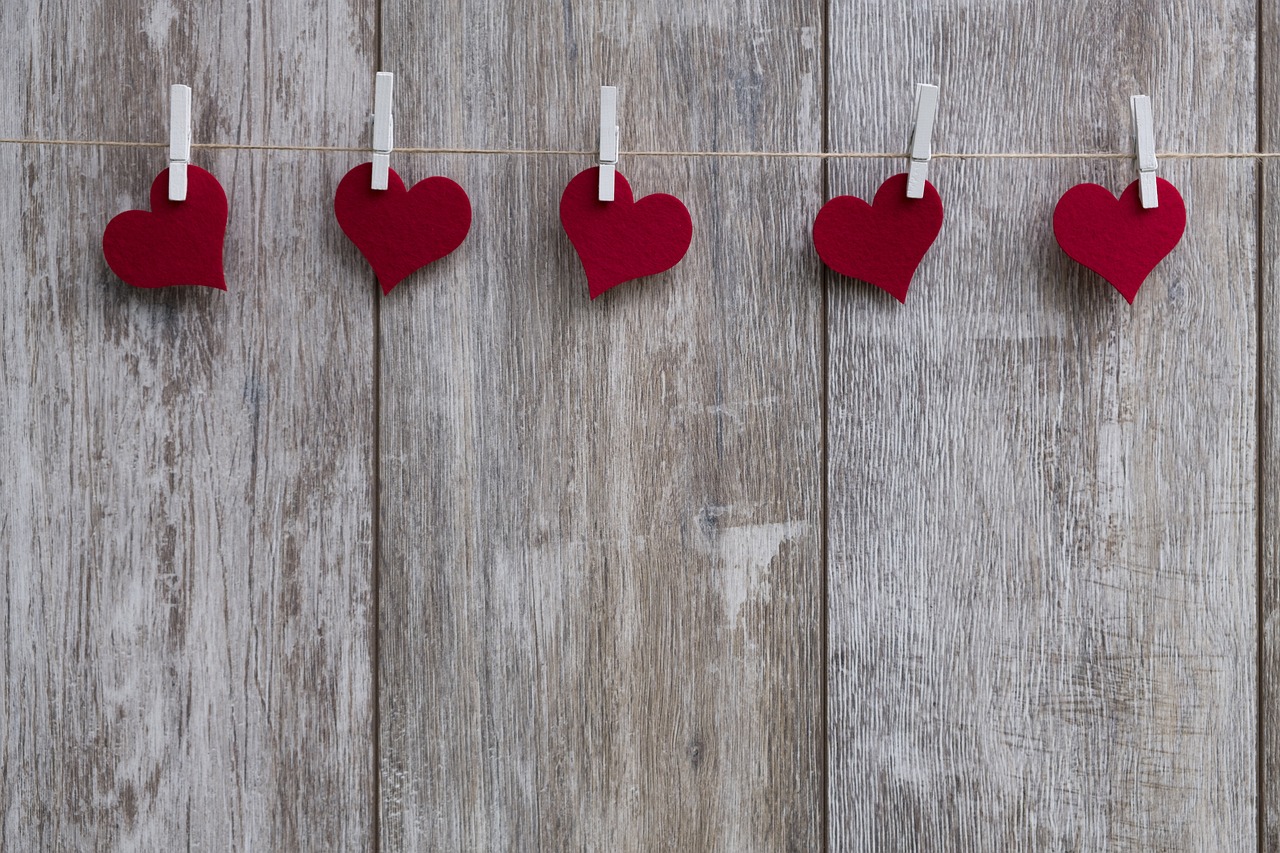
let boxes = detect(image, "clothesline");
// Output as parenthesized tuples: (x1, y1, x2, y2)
(0, 137, 1277, 159)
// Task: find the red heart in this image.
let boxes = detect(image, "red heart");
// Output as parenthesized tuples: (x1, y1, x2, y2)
(1053, 178, 1186, 303)
(102, 166, 228, 290)
(559, 167, 693, 299)
(812, 173, 943, 303)
(333, 163, 472, 295)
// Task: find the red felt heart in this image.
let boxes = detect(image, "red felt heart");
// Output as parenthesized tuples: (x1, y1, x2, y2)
(333, 163, 472, 295)
(1053, 178, 1186, 303)
(559, 167, 693, 299)
(812, 173, 943, 303)
(102, 166, 228, 290)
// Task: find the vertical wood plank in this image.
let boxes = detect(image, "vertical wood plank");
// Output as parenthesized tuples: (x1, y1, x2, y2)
(0, 2, 377, 849)
(378, 1, 824, 848)
(827, 2, 1258, 849)
(1263, 0, 1279, 848)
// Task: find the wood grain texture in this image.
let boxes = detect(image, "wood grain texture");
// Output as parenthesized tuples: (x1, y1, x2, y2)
(377, 1, 824, 848)
(0, 1, 377, 849)
(3, 1, 1271, 848)
(827, 2, 1258, 850)
(1264, 0, 1279, 848)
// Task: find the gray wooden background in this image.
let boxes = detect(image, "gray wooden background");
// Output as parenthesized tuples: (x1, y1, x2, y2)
(0, 0, 1267, 850)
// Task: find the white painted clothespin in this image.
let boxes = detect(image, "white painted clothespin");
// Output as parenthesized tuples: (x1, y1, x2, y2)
(598, 86, 620, 201)
(168, 84, 192, 202)
(1131, 94, 1158, 208)
(906, 83, 939, 199)
(371, 72, 394, 191)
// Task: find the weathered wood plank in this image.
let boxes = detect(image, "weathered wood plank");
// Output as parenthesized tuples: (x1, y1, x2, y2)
(827, 2, 1257, 849)
(1262, 1, 1280, 849)
(378, 1, 825, 848)
(0, 2, 377, 849)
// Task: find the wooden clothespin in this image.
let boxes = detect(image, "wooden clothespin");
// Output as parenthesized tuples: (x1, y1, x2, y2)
(168, 84, 192, 201)
(1131, 94, 1159, 208)
(598, 86, 620, 201)
(906, 83, 939, 199)
(372, 72, 394, 190)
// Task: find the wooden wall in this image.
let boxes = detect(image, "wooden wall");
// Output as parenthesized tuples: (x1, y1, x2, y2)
(0, 0, 1265, 849)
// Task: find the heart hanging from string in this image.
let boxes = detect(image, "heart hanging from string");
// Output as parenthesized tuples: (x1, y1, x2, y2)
(812, 173, 944, 303)
(559, 167, 693, 299)
(1052, 178, 1186, 303)
(333, 163, 472, 295)
(102, 166, 229, 290)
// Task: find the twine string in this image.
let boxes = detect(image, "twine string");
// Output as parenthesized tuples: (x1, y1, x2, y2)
(0, 137, 1275, 159)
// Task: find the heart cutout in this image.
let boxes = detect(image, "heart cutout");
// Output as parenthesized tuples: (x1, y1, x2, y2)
(1053, 178, 1186, 303)
(102, 166, 228, 290)
(334, 163, 472, 295)
(559, 167, 693, 299)
(812, 173, 943, 303)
